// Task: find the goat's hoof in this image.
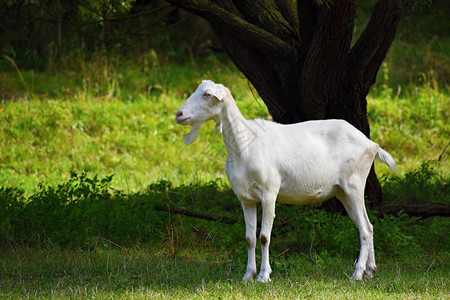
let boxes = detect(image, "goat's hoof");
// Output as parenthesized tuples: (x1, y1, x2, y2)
(351, 275, 363, 281)
(351, 270, 364, 281)
(242, 272, 256, 282)
(365, 267, 376, 278)
(256, 273, 272, 283)
(366, 264, 377, 277)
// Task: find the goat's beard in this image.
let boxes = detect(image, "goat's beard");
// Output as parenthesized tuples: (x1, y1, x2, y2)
(184, 123, 202, 145)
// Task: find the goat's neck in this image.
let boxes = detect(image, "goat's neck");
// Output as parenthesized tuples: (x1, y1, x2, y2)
(217, 97, 253, 157)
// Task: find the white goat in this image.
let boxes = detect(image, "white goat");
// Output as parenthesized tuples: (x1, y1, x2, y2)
(176, 80, 396, 282)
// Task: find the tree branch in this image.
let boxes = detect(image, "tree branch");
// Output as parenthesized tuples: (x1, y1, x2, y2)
(156, 203, 449, 228)
(211, 26, 289, 121)
(103, 4, 174, 21)
(274, 0, 299, 35)
(155, 205, 238, 224)
(348, 0, 401, 94)
(166, 0, 296, 59)
(231, 0, 297, 44)
(375, 203, 450, 218)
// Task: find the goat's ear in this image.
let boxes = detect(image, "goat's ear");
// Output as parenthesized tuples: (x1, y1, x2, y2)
(211, 85, 225, 101)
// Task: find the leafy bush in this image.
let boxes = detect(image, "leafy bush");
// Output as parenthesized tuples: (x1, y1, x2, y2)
(0, 187, 26, 243)
(272, 207, 359, 257)
(381, 161, 450, 204)
(271, 204, 447, 260)
(1, 173, 448, 260)
(372, 212, 422, 256)
(1, 172, 166, 247)
(0, 174, 241, 249)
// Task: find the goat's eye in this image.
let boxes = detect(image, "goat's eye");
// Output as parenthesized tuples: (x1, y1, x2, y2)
(203, 93, 211, 98)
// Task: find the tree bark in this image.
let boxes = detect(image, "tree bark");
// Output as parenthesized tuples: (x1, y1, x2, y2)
(166, 0, 402, 208)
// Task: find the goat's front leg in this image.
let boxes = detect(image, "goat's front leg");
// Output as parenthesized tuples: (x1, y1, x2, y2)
(241, 200, 257, 282)
(257, 197, 276, 283)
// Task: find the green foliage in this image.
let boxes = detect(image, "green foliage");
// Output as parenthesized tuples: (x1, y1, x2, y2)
(0, 3, 448, 296)
(0, 0, 154, 69)
(0, 172, 166, 247)
(0, 187, 25, 243)
(0, 174, 240, 249)
(0, 174, 448, 299)
(272, 204, 448, 260)
(0, 55, 269, 192)
(0, 0, 216, 70)
(2, 173, 447, 262)
(368, 85, 448, 175)
(381, 161, 450, 204)
(373, 212, 422, 256)
(77, 0, 137, 21)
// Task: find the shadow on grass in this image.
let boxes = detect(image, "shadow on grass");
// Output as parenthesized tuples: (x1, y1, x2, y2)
(1, 172, 449, 297)
(0, 246, 240, 298)
(1, 245, 448, 299)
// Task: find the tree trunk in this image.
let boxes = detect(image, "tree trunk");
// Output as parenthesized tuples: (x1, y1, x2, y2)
(166, 0, 402, 208)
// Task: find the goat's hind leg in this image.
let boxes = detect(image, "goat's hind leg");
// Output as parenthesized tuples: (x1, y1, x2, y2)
(338, 186, 376, 280)
(241, 200, 257, 282)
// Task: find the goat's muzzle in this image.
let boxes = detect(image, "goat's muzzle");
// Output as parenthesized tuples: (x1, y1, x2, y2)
(176, 111, 190, 124)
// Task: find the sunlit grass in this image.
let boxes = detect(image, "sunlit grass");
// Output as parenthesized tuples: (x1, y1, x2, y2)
(369, 85, 449, 176)
(1, 6, 448, 299)
(0, 55, 270, 193)
(0, 245, 448, 299)
(0, 53, 448, 193)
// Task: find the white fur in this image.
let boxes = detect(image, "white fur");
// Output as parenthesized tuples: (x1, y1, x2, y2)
(176, 80, 397, 282)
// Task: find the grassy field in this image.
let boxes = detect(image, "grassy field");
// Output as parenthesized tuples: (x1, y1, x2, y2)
(0, 56, 271, 193)
(1, 246, 448, 299)
(0, 164, 448, 299)
(0, 54, 448, 193)
(1, 16, 449, 298)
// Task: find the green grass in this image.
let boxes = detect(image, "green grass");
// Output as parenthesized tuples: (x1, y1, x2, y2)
(368, 85, 449, 176)
(0, 55, 270, 192)
(0, 173, 447, 298)
(0, 246, 448, 299)
(1, 5, 449, 299)
(0, 53, 448, 193)
(1, 23, 449, 298)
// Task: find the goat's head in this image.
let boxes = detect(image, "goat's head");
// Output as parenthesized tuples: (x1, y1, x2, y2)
(176, 80, 226, 145)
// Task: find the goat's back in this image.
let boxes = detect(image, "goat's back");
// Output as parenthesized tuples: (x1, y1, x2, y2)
(249, 119, 372, 155)
(241, 119, 378, 202)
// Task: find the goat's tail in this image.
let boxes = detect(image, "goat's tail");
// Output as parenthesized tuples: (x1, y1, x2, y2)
(376, 148, 397, 173)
